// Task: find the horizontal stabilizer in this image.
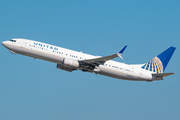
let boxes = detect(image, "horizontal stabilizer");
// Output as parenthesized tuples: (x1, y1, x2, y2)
(152, 73, 175, 77)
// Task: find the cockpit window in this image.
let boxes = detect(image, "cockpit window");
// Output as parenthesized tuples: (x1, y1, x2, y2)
(9, 39, 16, 42)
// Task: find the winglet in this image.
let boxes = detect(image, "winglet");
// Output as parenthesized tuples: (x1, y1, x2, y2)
(119, 45, 127, 54)
(117, 45, 127, 59)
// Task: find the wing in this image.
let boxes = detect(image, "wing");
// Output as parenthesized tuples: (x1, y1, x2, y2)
(79, 45, 127, 68)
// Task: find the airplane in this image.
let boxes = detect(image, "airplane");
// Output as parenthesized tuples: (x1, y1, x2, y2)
(2, 38, 176, 82)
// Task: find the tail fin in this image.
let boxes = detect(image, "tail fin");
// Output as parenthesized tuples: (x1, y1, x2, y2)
(141, 46, 176, 73)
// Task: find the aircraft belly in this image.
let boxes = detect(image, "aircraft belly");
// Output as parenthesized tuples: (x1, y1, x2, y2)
(98, 67, 147, 81)
(99, 67, 133, 80)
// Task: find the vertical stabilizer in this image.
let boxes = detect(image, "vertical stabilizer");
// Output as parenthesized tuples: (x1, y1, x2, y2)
(141, 46, 176, 73)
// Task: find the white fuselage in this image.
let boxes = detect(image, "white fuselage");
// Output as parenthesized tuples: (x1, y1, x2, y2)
(2, 39, 161, 81)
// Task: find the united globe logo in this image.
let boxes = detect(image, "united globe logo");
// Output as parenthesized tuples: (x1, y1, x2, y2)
(141, 57, 163, 73)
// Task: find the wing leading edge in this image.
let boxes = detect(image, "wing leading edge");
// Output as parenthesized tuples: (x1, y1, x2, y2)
(79, 45, 127, 66)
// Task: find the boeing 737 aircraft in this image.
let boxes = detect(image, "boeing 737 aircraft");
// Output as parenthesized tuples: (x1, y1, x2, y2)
(2, 38, 176, 82)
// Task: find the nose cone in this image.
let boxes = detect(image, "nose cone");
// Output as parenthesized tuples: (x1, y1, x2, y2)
(2, 41, 8, 48)
(2, 41, 5, 46)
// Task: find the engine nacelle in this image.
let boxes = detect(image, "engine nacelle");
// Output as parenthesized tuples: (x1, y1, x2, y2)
(57, 64, 75, 72)
(63, 58, 79, 68)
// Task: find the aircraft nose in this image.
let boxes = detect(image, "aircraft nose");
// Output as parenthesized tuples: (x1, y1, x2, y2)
(2, 41, 7, 47)
(2, 41, 5, 46)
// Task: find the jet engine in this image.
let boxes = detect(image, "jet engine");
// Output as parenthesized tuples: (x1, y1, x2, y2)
(57, 64, 75, 72)
(63, 58, 79, 68)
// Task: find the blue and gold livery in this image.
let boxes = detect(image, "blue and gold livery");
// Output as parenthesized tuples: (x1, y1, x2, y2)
(142, 46, 176, 73)
(142, 57, 163, 73)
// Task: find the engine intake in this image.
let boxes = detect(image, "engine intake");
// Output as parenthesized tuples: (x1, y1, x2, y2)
(63, 58, 79, 68)
(57, 64, 75, 72)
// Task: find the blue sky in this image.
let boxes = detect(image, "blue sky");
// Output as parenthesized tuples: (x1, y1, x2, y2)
(0, 0, 180, 120)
